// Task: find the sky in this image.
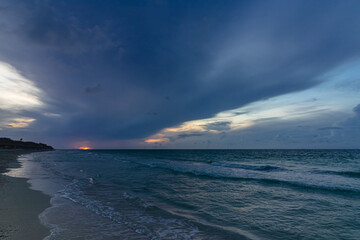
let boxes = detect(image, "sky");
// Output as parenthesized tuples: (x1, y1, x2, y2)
(0, 0, 360, 149)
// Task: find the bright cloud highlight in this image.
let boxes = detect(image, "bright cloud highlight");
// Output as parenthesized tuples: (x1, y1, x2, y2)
(0, 61, 44, 111)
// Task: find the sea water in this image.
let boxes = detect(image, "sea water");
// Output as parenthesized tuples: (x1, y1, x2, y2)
(8, 150, 360, 239)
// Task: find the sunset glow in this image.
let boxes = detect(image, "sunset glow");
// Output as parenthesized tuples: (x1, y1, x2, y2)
(5, 118, 36, 128)
(79, 146, 91, 150)
(145, 138, 169, 143)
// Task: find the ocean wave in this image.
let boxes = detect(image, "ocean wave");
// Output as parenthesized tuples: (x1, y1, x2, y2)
(211, 162, 282, 171)
(58, 179, 202, 240)
(138, 160, 360, 193)
(312, 170, 360, 179)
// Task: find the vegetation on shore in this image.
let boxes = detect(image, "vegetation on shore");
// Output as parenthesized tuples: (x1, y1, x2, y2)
(0, 138, 54, 150)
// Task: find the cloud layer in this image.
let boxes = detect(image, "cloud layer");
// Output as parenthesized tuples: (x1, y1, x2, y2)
(1, 1, 360, 148)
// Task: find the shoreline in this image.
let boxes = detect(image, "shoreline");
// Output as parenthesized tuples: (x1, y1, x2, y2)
(0, 151, 51, 240)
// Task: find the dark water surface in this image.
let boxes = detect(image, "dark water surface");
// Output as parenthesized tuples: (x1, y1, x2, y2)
(10, 150, 360, 239)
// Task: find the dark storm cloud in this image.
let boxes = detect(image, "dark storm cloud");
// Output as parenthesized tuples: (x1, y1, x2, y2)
(1, 0, 360, 147)
(23, 11, 73, 47)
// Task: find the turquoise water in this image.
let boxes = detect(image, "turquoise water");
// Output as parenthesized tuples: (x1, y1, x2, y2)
(13, 150, 360, 239)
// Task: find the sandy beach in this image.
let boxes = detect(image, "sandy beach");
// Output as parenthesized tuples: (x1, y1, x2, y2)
(0, 151, 50, 240)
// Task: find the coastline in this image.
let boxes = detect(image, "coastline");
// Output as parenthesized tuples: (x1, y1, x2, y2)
(0, 151, 51, 240)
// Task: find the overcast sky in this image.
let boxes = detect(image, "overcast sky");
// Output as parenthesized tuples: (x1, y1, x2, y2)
(1, 0, 360, 149)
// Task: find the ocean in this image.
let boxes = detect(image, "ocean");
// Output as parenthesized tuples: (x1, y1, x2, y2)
(7, 150, 360, 239)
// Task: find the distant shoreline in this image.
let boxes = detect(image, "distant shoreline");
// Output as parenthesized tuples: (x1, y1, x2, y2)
(0, 150, 51, 240)
(0, 137, 54, 151)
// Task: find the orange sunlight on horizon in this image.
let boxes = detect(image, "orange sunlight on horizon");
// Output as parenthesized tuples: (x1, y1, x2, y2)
(79, 146, 92, 150)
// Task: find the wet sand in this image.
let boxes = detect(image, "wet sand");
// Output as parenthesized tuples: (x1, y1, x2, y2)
(0, 151, 51, 240)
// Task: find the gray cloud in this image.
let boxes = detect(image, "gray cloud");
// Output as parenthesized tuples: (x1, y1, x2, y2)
(202, 122, 231, 132)
(318, 127, 343, 131)
(85, 84, 103, 94)
(354, 104, 360, 114)
(177, 133, 204, 139)
(232, 111, 248, 116)
(342, 104, 360, 127)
